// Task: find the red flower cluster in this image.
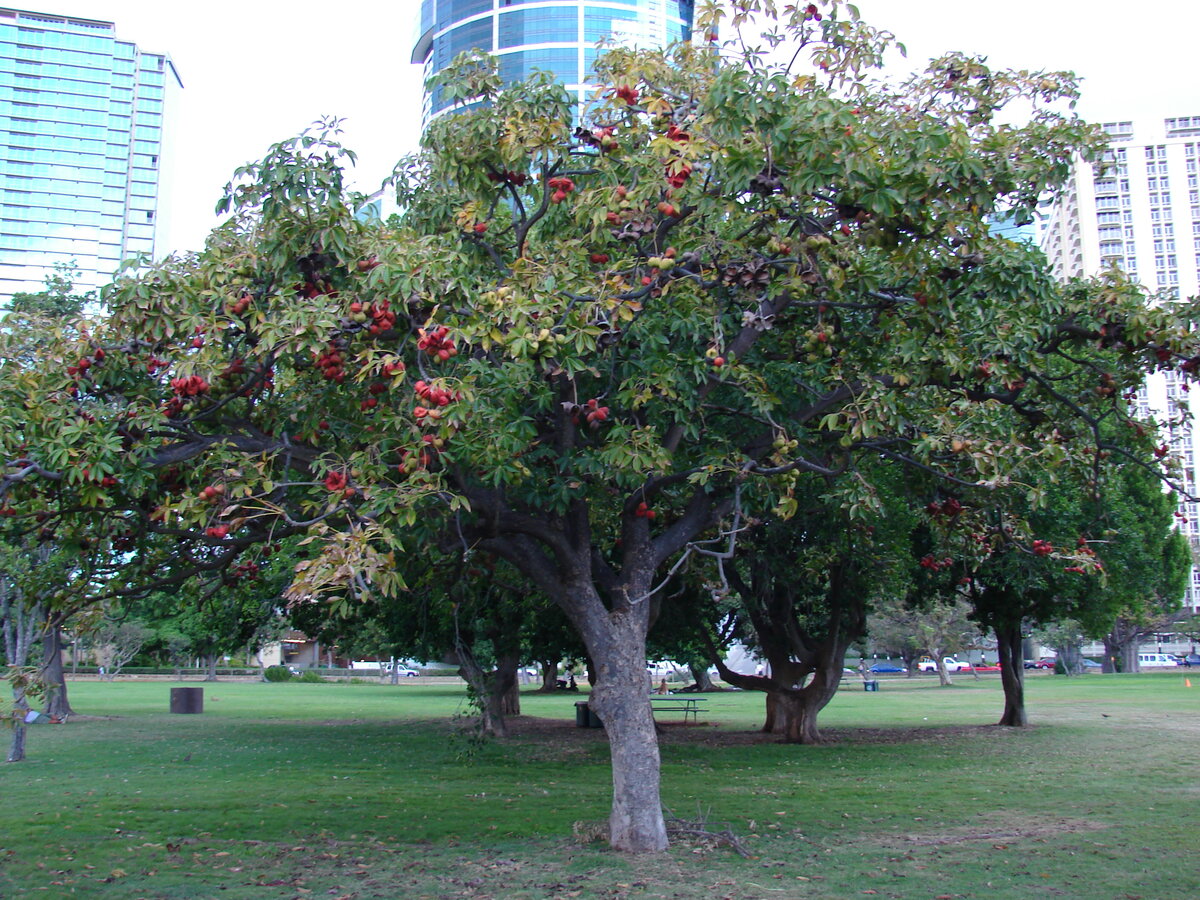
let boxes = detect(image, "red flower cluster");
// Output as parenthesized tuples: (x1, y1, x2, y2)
(549, 176, 575, 204)
(925, 497, 962, 518)
(417, 326, 457, 362)
(170, 375, 210, 397)
(315, 343, 346, 383)
(67, 348, 104, 379)
(919, 555, 953, 571)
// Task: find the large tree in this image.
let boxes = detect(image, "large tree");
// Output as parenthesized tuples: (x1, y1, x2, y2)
(710, 464, 915, 743)
(1, 1, 1196, 850)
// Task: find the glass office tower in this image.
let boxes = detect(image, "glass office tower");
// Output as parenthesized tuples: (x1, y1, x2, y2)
(411, 0, 694, 126)
(0, 7, 181, 303)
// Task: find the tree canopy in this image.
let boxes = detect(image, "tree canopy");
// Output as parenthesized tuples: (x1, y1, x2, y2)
(1, 0, 1197, 849)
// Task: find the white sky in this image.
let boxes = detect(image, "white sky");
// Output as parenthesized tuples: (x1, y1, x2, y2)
(79, 0, 1197, 255)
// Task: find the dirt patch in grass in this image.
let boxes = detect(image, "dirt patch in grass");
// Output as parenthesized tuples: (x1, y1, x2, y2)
(871, 817, 1108, 849)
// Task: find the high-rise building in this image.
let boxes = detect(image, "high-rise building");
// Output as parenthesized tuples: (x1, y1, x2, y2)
(1041, 115, 1200, 613)
(0, 7, 181, 303)
(1040, 116, 1200, 300)
(411, 0, 694, 126)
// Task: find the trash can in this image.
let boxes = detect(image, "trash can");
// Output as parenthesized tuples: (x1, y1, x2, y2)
(170, 687, 204, 714)
(863, 680, 880, 692)
(574, 701, 602, 728)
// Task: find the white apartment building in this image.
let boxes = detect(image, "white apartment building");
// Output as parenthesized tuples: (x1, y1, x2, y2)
(1041, 114, 1200, 613)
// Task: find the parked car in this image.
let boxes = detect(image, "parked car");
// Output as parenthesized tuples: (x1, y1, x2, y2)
(1024, 658, 1056, 670)
(393, 667, 419, 677)
(868, 662, 907, 674)
(1177, 654, 1200, 667)
(1136, 652, 1179, 668)
(971, 662, 1002, 673)
(916, 656, 972, 673)
(1080, 658, 1101, 669)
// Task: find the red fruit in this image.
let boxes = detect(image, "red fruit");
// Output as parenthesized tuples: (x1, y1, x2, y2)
(712, 357, 725, 367)
(656, 201, 677, 217)
(343, 487, 356, 499)
(551, 190, 567, 204)
(474, 222, 488, 234)
(590, 253, 609, 264)
(318, 420, 329, 430)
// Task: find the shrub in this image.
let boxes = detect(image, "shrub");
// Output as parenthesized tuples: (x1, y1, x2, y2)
(263, 666, 293, 682)
(298, 671, 325, 683)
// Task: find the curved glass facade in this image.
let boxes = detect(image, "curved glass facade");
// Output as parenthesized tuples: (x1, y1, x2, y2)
(412, 0, 694, 125)
(0, 7, 180, 303)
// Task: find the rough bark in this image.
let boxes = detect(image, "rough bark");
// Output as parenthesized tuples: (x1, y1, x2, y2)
(41, 620, 74, 719)
(769, 664, 843, 744)
(496, 652, 521, 717)
(202, 653, 218, 682)
(581, 604, 666, 852)
(995, 621, 1027, 726)
(1121, 641, 1140, 673)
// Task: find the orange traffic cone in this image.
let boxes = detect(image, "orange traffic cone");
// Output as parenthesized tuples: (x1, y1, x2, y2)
(1186, 678, 1192, 688)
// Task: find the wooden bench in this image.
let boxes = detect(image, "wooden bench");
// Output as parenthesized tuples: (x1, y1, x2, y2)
(650, 696, 707, 724)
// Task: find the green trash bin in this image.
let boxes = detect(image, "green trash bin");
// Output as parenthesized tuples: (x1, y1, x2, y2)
(574, 701, 602, 728)
(863, 680, 880, 692)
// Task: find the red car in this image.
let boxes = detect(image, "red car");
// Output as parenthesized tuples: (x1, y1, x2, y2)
(972, 662, 1002, 672)
(1023, 658, 1056, 670)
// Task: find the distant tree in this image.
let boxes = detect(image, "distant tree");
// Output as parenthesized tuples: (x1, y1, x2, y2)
(8, 262, 93, 319)
(711, 465, 916, 743)
(875, 591, 980, 685)
(865, 596, 925, 675)
(91, 618, 152, 680)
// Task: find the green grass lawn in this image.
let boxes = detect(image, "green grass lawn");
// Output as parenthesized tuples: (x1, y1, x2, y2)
(2, 673, 1197, 899)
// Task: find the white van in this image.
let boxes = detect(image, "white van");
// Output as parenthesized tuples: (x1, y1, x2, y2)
(1137, 653, 1179, 668)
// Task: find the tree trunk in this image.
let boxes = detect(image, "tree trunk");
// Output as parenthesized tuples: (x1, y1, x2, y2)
(685, 662, 715, 692)
(762, 690, 779, 733)
(935, 658, 954, 686)
(41, 621, 74, 719)
(537, 658, 559, 692)
(568, 588, 667, 853)
(773, 662, 843, 744)
(495, 652, 521, 717)
(7, 686, 29, 762)
(203, 653, 218, 682)
(995, 622, 1027, 726)
(1121, 640, 1140, 673)
(1102, 636, 1121, 673)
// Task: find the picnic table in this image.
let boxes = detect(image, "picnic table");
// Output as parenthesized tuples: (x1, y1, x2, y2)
(650, 695, 707, 724)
